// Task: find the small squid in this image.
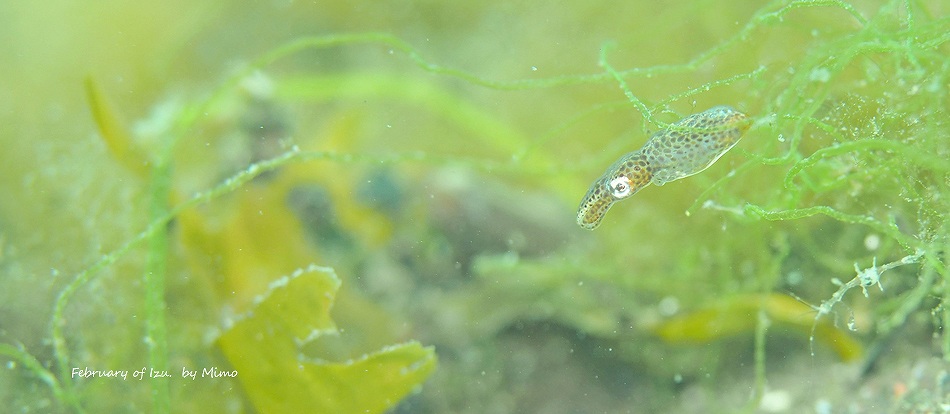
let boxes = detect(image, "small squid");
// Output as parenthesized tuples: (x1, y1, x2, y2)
(576, 106, 751, 230)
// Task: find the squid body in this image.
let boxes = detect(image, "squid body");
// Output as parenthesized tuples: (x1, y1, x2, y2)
(576, 106, 751, 230)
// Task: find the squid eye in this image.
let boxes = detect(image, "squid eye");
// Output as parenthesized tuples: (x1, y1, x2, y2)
(608, 176, 633, 198)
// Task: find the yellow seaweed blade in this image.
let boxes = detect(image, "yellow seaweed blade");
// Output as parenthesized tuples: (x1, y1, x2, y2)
(176, 183, 320, 309)
(650, 293, 863, 362)
(222, 185, 322, 308)
(176, 168, 435, 412)
(650, 300, 756, 343)
(84, 76, 150, 176)
(217, 266, 436, 414)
